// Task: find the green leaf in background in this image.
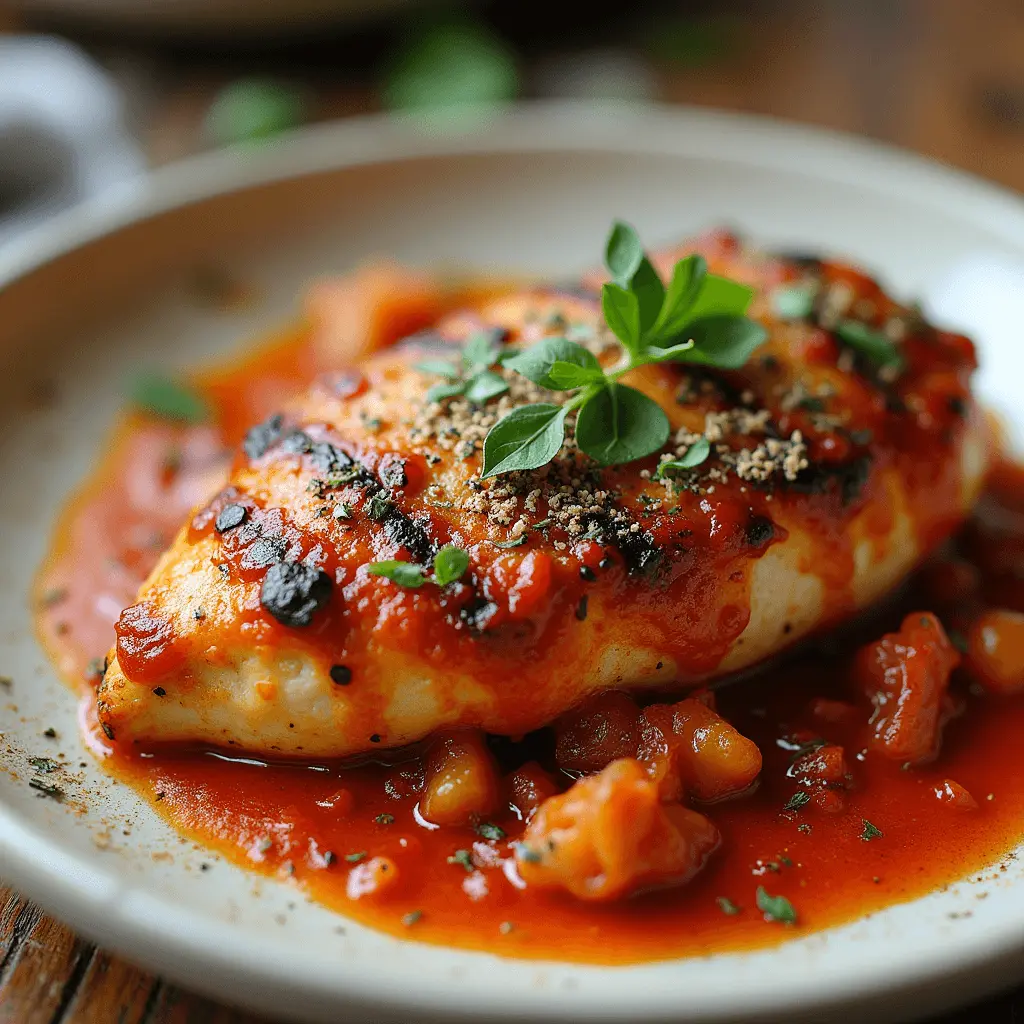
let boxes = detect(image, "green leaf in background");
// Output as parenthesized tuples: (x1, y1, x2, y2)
(433, 545, 470, 585)
(203, 79, 307, 146)
(128, 371, 210, 424)
(415, 358, 460, 378)
(463, 331, 500, 371)
(655, 436, 711, 476)
(575, 384, 669, 466)
(601, 282, 642, 352)
(504, 337, 602, 390)
(772, 284, 816, 321)
(677, 315, 768, 369)
(383, 15, 518, 116)
(367, 560, 428, 588)
(481, 403, 568, 478)
(427, 381, 467, 403)
(463, 370, 509, 404)
(835, 320, 904, 369)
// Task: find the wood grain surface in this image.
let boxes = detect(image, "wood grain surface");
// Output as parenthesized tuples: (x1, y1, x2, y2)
(6, 0, 1024, 1020)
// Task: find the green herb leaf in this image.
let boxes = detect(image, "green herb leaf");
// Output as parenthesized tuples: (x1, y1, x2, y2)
(716, 896, 741, 916)
(654, 436, 711, 476)
(686, 273, 755, 321)
(463, 370, 509, 404)
(128, 372, 210, 424)
(835, 320, 903, 369)
(678, 315, 768, 369)
(447, 848, 475, 873)
(427, 381, 467, 403)
(575, 383, 670, 466)
(605, 220, 646, 286)
(345, 851, 367, 863)
(463, 332, 499, 371)
(631, 257, 667, 335)
(756, 886, 798, 925)
(784, 791, 811, 812)
(772, 284, 816, 320)
(860, 819, 884, 842)
(402, 910, 423, 926)
(367, 560, 428, 588)
(375, 813, 395, 825)
(481, 403, 568, 479)
(416, 358, 460, 378)
(601, 282, 642, 352)
(476, 822, 506, 841)
(652, 254, 707, 339)
(433, 545, 469, 585)
(504, 337, 602, 390)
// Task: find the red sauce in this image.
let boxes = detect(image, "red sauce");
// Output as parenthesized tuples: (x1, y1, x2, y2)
(33, 288, 1024, 966)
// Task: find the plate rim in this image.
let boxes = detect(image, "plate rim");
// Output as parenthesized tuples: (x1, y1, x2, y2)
(5, 100, 1024, 1023)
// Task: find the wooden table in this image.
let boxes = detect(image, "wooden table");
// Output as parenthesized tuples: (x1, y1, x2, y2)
(6, 0, 1024, 1020)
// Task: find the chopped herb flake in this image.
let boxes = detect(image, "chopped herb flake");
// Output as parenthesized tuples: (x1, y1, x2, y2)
(861, 819, 884, 842)
(447, 849, 475, 873)
(717, 896, 741, 916)
(476, 822, 506, 841)
(756, 886, 797, 925)
(784, 791, 811, 812)
(128, 371, 210, 424)
(345, 851, 367, 863)
(375, 813, 395, 826)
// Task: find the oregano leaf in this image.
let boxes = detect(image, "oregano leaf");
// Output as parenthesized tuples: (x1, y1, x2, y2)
(677, 315, 767, 369)
(575, 384, 669, 466)
(481, 403, 568, 478)
(655, 436, 711, 476)
(503, 337, 601, 390)
(604, 220, 645, 286)
(686, 273, 755, 321)
(433, 545, 469, 585)
(601, 282, 642, 352)
(651, 254, 707, 340)
(415, 358, 460, 378)
(463, 370, 509, 403)
(427, 381, 467, 403)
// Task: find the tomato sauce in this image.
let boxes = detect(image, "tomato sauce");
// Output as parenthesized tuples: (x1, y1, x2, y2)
(34, 315, 1024, 966)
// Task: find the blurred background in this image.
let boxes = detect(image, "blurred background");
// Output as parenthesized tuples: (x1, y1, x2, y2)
(3, 0, 1024, 248)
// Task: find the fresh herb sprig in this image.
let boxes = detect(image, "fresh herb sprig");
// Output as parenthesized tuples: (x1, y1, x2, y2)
(417, 332, 514, 404)
(480, 222, 767, 479)
(368, 544, 469, 588)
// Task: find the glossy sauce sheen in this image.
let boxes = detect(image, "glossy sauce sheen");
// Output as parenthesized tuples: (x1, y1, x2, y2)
(35, 282, 1024, 964)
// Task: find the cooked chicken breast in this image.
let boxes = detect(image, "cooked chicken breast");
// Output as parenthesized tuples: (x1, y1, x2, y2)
(97, 232, 987, 757)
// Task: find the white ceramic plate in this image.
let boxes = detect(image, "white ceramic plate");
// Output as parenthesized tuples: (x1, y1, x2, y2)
(3, 104, 1024, 1024)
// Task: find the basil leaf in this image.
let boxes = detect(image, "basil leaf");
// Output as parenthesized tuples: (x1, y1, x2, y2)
(504, 337, 602, 390)
(204, 78, 307, 146)
(601, 282, 642, 352)
(416, 359, 460, 378)
(463, 332, 499, 371)
(755, 886, 797, 925)
(481, 403, 568, 478)
(427, 381, 466, 403)
(652, 254, 707, 340)
(575, 384, 669, 466)
(835, 320, 903, 369)
(686, 273, 755, 321)
(679, 315, 767, 369)
(128, 372, 210, 424)
(368, 560, 427, 588)
(546, 361, 604, 389)
(655, 436, 710, 476)
(604, 220, 645, 286)
(433, 545, 470, 585)
(772, 285, 816, 320)
(463, 370, 509, 403)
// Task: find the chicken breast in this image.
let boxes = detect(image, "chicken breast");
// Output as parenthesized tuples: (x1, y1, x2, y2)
(97, 232, 987, 757)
